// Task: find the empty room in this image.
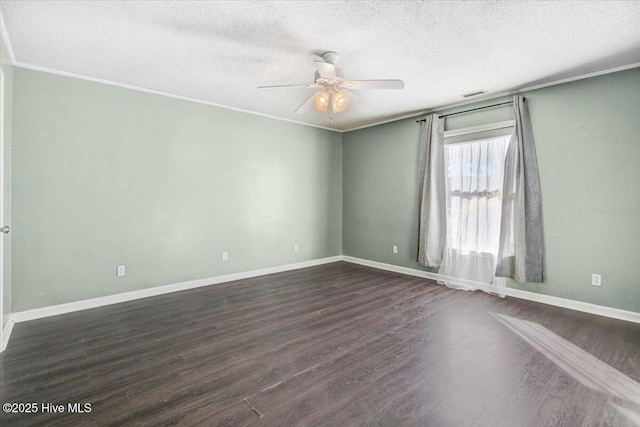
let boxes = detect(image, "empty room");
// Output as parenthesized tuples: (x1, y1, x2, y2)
(1, 1, 639, 426)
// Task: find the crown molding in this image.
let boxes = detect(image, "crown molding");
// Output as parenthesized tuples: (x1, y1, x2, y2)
(13, 61, 344, 133)
(3, 9, 638, 134)
(2, 12, 342, 132)
(345, 61, 640, 133)
(10, 57, 640, 135)
(0, 11, 16, 64)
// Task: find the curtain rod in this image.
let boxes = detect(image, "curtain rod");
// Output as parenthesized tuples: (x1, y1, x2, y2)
(416, 101, 514, 123)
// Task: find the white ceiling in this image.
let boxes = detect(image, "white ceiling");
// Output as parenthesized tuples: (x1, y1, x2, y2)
(2, 1, 640, 131)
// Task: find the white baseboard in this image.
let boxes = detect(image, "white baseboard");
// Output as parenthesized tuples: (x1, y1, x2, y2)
(1, 316, 14, 352)
(342, 256, 640, 324)
(342, 256, 500, 293)
(10, 256, 342, 324)
(503, 287, 640, 324)
(5, 254, 638, 351)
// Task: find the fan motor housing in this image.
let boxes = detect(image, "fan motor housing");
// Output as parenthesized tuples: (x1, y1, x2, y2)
(321, 51, 339, 64)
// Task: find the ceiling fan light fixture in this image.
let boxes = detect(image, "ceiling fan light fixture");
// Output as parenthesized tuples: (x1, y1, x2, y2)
(314, 91, 330, 113)
(332, 92, 350, 113)
(258, 51, 403, 123)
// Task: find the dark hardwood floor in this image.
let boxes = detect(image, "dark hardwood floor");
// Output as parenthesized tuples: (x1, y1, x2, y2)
(1, 262, 639, 426)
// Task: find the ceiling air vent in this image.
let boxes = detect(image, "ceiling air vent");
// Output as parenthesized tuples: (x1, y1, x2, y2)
(462, 90, 488, 98)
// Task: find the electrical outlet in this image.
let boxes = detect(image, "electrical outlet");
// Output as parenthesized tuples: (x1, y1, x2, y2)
(592, 273, 601, 286)
(116, 265, 125, 277)
(393, 245, 398, 254)
(222, 251, 228, 262)
(294, 243, 299, 252)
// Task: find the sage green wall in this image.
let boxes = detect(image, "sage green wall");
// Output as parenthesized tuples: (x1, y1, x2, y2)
(1, 34, 12, 328)
(10, 64, 640, 315)
(343, 68, 640, 313)
(12, 68, 342, 312)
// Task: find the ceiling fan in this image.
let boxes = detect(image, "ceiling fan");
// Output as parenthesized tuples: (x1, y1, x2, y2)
(258, 51, 404, 124)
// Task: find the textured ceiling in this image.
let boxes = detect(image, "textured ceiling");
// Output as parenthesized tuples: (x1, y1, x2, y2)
(2, 1, 640, 131)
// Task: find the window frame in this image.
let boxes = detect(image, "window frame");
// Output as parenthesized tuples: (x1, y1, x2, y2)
(441, 120, 515, 254)
(443, 120, 515, 139)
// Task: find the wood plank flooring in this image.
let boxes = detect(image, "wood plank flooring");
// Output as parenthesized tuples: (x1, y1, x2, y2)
(1, 262, 639, 426)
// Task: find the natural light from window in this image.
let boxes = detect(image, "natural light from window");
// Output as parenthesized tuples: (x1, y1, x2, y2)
(439, 125, 513, 288)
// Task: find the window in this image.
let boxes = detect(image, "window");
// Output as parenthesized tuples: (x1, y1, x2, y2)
(439, 121, 514, 288)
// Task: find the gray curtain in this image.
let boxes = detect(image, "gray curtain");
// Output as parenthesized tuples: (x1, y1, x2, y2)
(495, 95, 544, 284)
(417, 114, 446, 267)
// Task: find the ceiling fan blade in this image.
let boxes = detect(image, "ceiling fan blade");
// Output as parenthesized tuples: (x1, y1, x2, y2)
(314, 61, 336, 79)
(340, 90, 373, 113)
(295, 93, 318, 114)
(257, 83, 321, 89)
(341, 79, 405, 90)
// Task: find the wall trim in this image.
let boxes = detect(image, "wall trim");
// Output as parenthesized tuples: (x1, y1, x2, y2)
(342, 256, 640, 324)
(4, 30, 638, 135)
(1, 315, 14, 352)
(13, 62, 342, 134)
(0, 12, 17, 65)
(345, 62, 640, 133)
(10, 256, 342, 324)
(5, 254, 640, 349)
(342, 255, 501, 294)
(25, 58, 634, 136)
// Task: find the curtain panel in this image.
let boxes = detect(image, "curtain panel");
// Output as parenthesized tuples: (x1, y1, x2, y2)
(417, 114, 446, 267)
(495, 95, 544, 284)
